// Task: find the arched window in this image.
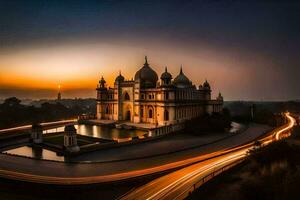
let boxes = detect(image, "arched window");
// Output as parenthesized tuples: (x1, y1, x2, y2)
(148, 109, 153, 118)
(124, 92, 130, 100)
(140, 107, 144, 117)
(165, 92, 169, 100)
(105, 106, 109, 114)
(164, 110, 169, 121)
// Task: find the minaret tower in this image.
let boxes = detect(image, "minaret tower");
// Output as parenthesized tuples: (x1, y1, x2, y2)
(57, 85, 62, 100)
(96, 76, 108, 119)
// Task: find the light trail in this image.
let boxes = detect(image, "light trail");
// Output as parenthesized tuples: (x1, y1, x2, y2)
(0, 119, 77, 134)
(275, 112, 295, 140)
(121, 112, 296, 200)
(146, 153, 246, 200)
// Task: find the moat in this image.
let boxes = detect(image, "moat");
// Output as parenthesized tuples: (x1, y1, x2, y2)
(3, 122, 243, 162)
(4, 124, 147, 162)
(44, 124, 147, 140)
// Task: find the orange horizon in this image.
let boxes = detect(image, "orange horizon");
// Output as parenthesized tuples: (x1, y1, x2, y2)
(0, 75, 115, 90)
(0, 40, 285, 100)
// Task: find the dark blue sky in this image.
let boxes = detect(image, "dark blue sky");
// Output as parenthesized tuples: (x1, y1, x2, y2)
(0, 0, 299, 100)
(0, 0, 300, 45)
(1, 0, 299, 50)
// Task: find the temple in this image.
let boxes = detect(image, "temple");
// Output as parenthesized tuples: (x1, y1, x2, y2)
(96, 57, 223, 126)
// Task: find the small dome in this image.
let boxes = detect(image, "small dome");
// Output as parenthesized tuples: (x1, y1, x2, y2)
(203, 80, 210, 89)
(173, 67, 191, 88)
(64, 125, 77, 134)
(115, 71, 125, 82)
(98, 76, 107, 88)
(99, 76, 106, 84)
(161, 67, 172, 80)
(134, 56, 158, 88)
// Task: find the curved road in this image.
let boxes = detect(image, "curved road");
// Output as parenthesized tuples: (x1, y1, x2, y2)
(121, 113, 296, 200)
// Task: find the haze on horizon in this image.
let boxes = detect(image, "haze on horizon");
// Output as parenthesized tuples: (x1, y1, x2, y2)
(0, 0, 299, 101)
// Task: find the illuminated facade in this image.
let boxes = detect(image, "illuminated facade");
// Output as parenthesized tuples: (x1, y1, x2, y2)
(96, 57, 223, 126)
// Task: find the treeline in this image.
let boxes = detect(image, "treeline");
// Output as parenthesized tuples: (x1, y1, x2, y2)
(225, 101, 287, 126)
(184, 108, 232, 134)
(235, 140, 300, 200)
(0, 97, 95, 129)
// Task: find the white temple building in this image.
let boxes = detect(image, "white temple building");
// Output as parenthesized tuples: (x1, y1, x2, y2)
(96, 57, 223, 126)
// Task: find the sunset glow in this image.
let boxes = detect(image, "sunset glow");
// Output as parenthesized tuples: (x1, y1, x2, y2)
(0, 1, 299, 199)
(0, 40, 277, 99)
(0, 1, 298, 100)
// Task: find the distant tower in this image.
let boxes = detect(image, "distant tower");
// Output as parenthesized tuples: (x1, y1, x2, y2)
(31, 123, 43, 144)
(64, 125, 80, 153)
(57, 85, 62, 100)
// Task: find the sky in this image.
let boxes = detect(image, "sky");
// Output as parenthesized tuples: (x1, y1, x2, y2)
(0, 0, 299, 100)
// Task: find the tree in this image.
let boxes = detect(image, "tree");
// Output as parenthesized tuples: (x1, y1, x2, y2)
(185, 110, 232, 135)
(3, 97, 21, 107)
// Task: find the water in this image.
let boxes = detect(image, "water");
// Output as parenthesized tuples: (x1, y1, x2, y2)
(44, 124, 147, 140)
(4, 125, 147, 162)
(4, 146, 64, 161)
(4, 123, 242, 162)
(43, 123, 242, 139)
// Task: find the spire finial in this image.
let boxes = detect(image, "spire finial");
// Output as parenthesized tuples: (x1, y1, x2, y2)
(100, 75, 106, 87)
(119, 70, 121, 75)
(100, 76, 106, 82)
(145, 56, 148, 64)
(180, 65, 183, 74)
(165, 66, 168, 72)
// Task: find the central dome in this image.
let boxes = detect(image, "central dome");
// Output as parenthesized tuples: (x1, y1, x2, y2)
(134, 56, 158, 88)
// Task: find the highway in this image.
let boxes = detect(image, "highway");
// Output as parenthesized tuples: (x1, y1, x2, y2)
(121, 113, 296, 200)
